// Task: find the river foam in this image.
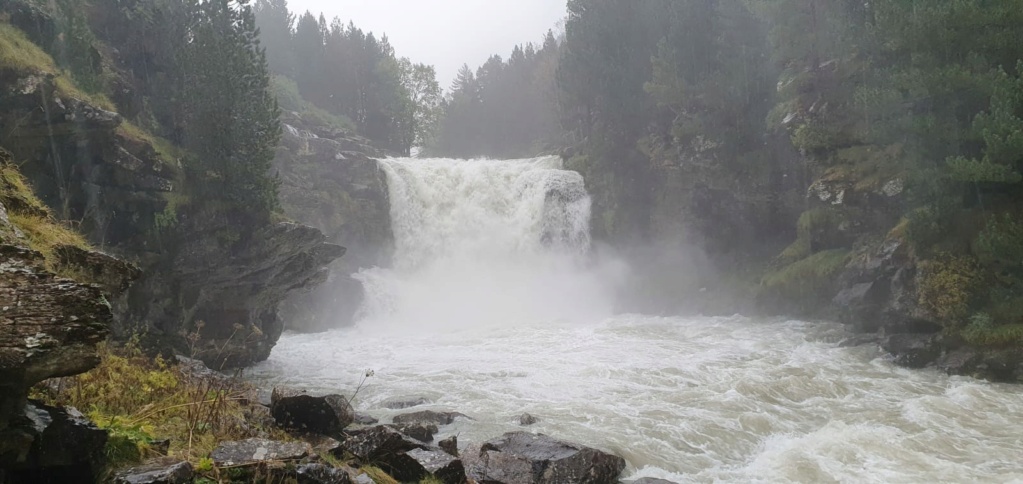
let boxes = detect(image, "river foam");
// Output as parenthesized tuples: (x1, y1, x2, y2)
(253, 156, 1023, 482)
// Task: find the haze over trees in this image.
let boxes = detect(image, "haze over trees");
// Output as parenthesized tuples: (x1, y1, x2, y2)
(253, 0, 441, 155)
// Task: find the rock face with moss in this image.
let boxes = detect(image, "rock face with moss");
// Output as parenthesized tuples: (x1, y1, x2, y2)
(274, 113, 392, 332)
(0, 148, 137, 479)
(0, 9, 344, 367)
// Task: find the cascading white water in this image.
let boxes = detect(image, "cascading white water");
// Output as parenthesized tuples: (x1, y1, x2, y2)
(353, 156, 621, 332)
(251, 156, 1023, 482)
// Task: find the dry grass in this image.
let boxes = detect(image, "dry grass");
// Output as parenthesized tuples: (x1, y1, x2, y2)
(32, 342, 264, 469)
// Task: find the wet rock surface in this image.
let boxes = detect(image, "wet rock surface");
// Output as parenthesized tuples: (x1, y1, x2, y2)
(112, 457, 193, 484)
(342, 425, 428, 462)
(465, 432, 627, 484)
(211, 438, 312, 467)
(270, 387, 354, 435)
(390, 448, 467, 484)
(294, 463, 354, 484)
(389, 423, 438, 443)
(519, 413, 540, 426)
(392, 409, 468, 425)
(1, 402, 108, 483)
(382, 396, 431, 409)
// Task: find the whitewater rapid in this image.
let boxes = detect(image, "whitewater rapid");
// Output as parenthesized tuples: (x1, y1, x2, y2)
(251, 156, 1023, 482)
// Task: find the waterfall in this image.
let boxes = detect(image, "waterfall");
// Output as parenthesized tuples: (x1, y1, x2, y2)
(354, 156, 619, 330)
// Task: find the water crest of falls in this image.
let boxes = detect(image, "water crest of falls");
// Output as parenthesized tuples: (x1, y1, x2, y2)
(354, 156, 619, 331)
(252, 156, 1023, 482)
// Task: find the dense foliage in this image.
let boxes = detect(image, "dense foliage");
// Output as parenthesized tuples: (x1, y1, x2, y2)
(253, 0, 440, 155)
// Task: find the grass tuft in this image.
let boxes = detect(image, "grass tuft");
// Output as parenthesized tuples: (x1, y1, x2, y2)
(0, 23, 115, 110)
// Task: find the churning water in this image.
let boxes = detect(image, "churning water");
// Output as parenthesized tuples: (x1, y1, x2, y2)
(251, 157, 1023, 483)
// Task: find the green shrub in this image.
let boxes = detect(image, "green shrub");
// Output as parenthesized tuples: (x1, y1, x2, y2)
(975, 213, 1023, 267)
(917, 254, 981, 327)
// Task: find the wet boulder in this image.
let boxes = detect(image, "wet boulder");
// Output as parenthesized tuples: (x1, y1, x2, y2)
(519, 413, 540, 426)
(439, 436, 459, 457)
(389, 448, 467, 484)
(392, 410, 469, 426)
(0, 403, 108, 483)
(342, 425, 428, 462)
(381, 396, 431, 409)
(466, 432, 626, 484)
(389, 423, 438, 443)
(295, 463, 354, 484)
(113, 457, 193, 484)
(881, 333, 942, 369)
(211, 438, 312, 467)
(271, 387, 354, 435)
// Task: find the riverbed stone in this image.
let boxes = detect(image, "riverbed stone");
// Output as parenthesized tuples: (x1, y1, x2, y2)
(466, 432, 626, 484)
(392, 410, 469, 426)
(381, 396, 431, 409)
(211, 438, 312, 466)
(354, 412, 379, 425)
(271, 387, 354, 435)
(519, 413, 540, 426)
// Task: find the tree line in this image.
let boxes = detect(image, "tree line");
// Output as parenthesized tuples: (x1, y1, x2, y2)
(253, 0, 440, 156)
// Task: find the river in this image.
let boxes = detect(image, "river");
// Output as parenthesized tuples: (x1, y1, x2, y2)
(250, 156, 1023, 483)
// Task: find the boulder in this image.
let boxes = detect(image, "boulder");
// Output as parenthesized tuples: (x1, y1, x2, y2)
(935, 349, 982, 376)
(382, 396, 431, 410)
(519, 413, 540, 426)
(0, 402, 108, 483)
(881, 333, 942, 369)
(389, 448, 467, 484)
(295, 463, 354, 484)
(113, 457, 193, 484)
(389, 423, 438, 443)
(466, 432, 626, 484)
(210, 438, 312, 467)
(439, 436, 458, 457)
(271, 387, 354, 435)
(628, 479, 679, 484)
(297, 433, 344, 457)
(342, 425, 427, 463)
(392, 410, 468, 425)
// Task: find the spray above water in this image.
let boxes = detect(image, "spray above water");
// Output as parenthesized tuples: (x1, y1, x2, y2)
(354, 156, 620, 331)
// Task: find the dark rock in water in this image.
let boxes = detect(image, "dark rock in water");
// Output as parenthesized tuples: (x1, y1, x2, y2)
(271, 387, 354, 435)
(628, 479, 679, 484)
(881, 333, 942, 369)
(295, 463, 354, 484)
(211, 438, 312, 466)
(1, 402, 108, 483)
(466, 432, 626, 484)
(392, 410, 468, 425)
(389, 448, 467, 484)
(838, 333, 881, 348)
(439, 436, 458, 457)
(354, 412, 379, 425)
(519, 413, 540, 426)
(936, 349, 982, 376)
(342, 425, 428, 462)
(389, 423, 438, 443)
(382, 396, 431, 409)
(113, 457, 193, 484)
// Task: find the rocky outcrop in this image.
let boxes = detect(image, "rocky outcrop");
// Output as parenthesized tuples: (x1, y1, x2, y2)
(0, 161, 137, 478)
(0, 63, 343, 368)
(274, 114, 392, 332)
(464, 432, 627, 484)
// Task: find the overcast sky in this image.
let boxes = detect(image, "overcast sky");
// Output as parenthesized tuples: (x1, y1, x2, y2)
(286, 0, 568, 89)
